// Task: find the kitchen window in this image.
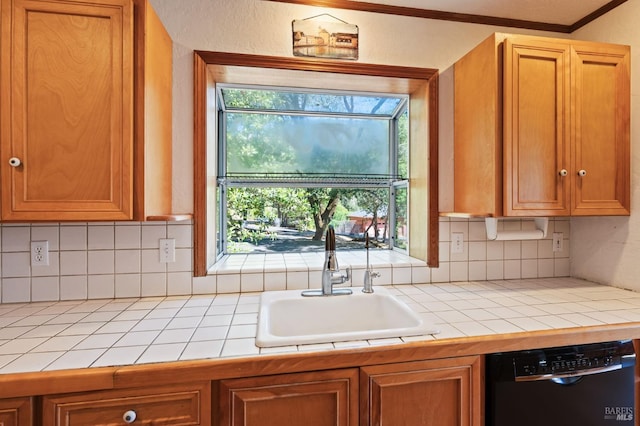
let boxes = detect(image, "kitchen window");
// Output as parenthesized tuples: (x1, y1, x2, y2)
(216, 85, 409, 256)
(192, 51, 439, 276)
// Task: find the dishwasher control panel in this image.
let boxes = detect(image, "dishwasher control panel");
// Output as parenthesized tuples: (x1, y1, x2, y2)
(515, 352, 617, 378)
(505, 340, 635, 380)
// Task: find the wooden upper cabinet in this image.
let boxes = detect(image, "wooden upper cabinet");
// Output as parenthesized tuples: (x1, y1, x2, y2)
(503, 37, 572, 216)
(570, 42, 630, 215)
(132, 0, 174, 221)
(452, 33, 630, 217)
(0, 0, 133, 221)
(0, 0, 172, 222)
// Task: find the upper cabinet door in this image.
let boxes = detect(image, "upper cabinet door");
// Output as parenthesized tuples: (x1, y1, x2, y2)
(451, 33, 630, 218)
(1, 0, 133, 221)
(503, 37, 571, 216)
(571, 43, 630, 215)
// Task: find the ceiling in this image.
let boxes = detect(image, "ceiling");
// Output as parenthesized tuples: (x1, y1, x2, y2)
(268, 0, 627, 32)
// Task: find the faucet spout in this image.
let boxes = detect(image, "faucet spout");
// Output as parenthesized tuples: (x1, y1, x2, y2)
(302, 225, 352, 297)
(363, 234, 379, 293)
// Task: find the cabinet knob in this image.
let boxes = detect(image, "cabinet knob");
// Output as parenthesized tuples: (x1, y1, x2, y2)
(558, 169, 568, 177)
(123, 410, 137, 423)
(8, 157, 21, 167)
(578, 169, 587, 177)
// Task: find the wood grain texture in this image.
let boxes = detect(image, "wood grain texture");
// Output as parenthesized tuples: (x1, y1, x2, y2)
(428, 75, 439, 267)
(133, 0, 173, 220)
(361, 356, 482, 426)
(0, 367, 116, 399)
(262, 0, 596, 33)
(0, 396, 32, 426)
(452, 33, 630, 218)
(1, 0, 174, 222)
(192, 53, 209, 277)
(408, 81, 430, 263)
(42, 382, 210, 426)
(1, 0, 134, 221)
(219, 370, 358, 426)
(503, 36, 571, 216)
(453, 33, 505, 216)
(570, 41, 630, 215)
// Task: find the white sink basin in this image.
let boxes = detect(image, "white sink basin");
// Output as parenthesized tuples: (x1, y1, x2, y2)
(256, 286, 439, 348)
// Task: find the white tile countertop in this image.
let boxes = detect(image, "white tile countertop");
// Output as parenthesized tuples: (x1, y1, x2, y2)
(1, 277, 640, 374)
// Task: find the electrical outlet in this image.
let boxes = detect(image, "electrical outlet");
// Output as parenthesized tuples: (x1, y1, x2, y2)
(31, 240, 49, 266)
(451, 232, 464, 254)
(159, 238, 176, 263)
(552, 232, 563, 252)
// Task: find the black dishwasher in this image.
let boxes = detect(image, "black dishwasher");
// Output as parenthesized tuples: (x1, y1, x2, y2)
(486, 340, 636, 425)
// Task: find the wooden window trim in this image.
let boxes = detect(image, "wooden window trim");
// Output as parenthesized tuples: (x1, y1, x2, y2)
(193, 51, 439, 276)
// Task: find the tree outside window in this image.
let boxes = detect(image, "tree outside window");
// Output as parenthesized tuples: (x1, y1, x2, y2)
(217, 85, 409, 254)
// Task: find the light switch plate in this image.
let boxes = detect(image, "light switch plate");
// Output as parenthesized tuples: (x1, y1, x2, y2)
(159, 238, 176, 263)
(552, 232, 563, 252)
(451, 232, 464, 254)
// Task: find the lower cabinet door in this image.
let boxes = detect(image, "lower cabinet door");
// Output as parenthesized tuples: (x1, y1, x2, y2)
(360, 356, 483, 426)
(42, 382, 211, 426)
(0, 397, 32, 426)
(219, 369, 359, 426)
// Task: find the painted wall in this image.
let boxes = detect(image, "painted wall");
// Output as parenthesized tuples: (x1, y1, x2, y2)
(568, 1, 640, 291)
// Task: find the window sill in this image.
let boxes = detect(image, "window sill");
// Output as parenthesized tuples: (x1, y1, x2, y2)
(206, 250, 430, 293)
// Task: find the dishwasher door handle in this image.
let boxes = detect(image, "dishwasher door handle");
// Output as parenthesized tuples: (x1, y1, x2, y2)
(515, 364, 622, 382)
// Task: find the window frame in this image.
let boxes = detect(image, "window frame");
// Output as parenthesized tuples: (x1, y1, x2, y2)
(193, 51, 439, 276)
(216, 84, 409, 256)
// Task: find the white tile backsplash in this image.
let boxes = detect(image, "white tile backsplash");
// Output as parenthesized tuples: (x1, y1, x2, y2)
(141, 224, 167, 249)
(2, 227, 30, 252)
(168, 224, 192, 248)
(60, 226, 87, 251)
(88, 226, 115, 250)
(88, 275, 115, 300)
(115, 225, 142, 250)
(88, 251, 115, 275)
(59, 251, 87, 276)
(141, 273, 167, 297)
(31, 277, 59, 302)
(60, 276, 87, 300)
(115, 274, 142, 298)
(2, 252, 30, 278)
(0, 218, 570, 303)
(115, 250, 141, 274)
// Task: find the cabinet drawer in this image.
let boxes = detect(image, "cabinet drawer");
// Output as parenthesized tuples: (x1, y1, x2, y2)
(42, 382, 210, 426)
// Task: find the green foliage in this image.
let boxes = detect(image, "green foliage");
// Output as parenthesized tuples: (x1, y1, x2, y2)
(221, 86, 406, 252)
(224, 87, 391, 176)
(397, 109, 408, 178)
(331, 204, 349, 222)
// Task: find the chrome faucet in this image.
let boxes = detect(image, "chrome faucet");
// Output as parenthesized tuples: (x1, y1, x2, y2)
(362, 234, 380, 293)
(302, 226, 351, 297)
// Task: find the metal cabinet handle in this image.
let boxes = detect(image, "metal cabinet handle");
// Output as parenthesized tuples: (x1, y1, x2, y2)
(123, 410, 137, 423)
(558, 169, 568, 177)
(578, 169, 587, 177)
(8, 157, 21, 167)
